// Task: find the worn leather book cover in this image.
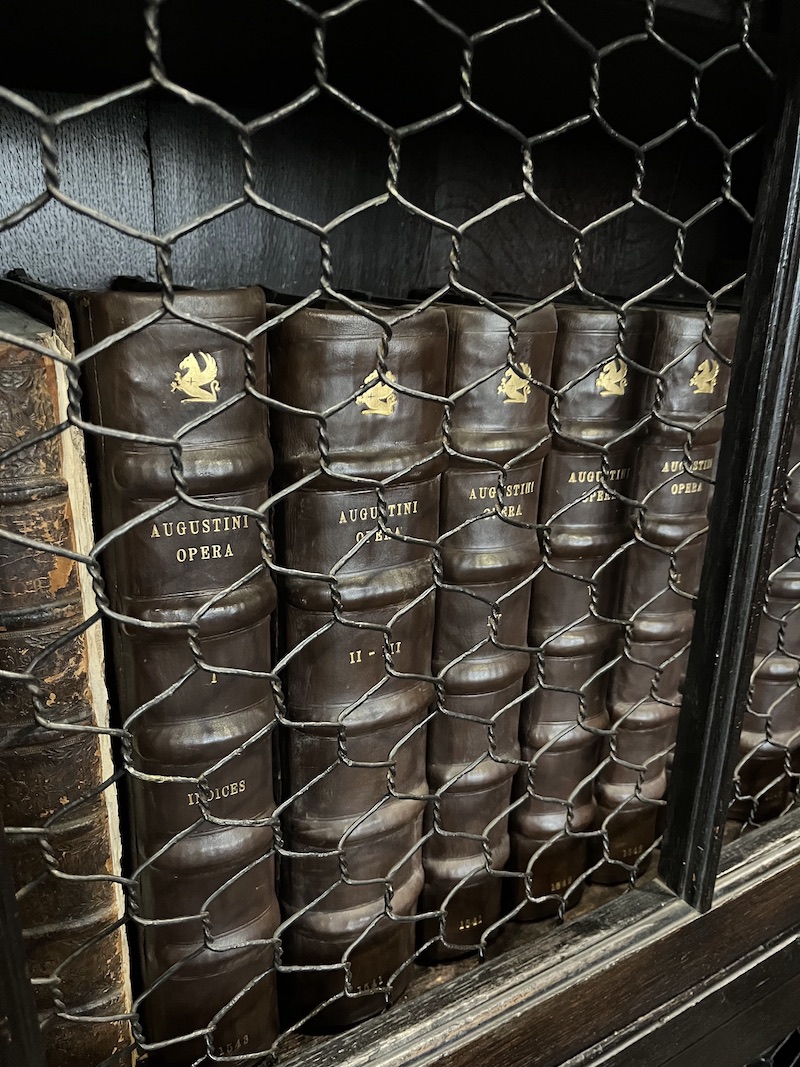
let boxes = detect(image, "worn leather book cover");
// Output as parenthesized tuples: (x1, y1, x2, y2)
(0, 281, 131, 1066)
(513, 304, 656, 913)
(423, 301, 556, 956)
(268, 301, 447, 1025)
(73, 286, 279, 1064)
(594, 307, 738, 882)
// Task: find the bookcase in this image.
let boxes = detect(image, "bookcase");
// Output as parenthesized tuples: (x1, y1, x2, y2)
(2, 1, 800, 1065)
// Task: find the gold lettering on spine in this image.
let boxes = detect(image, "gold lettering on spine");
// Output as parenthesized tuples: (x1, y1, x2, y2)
(550, 875, 574, 892)
(187, 779, 247, 805)
(338, 500, 419, 524)
(150, 512, 250, 563)
(660, 458, 713, 474)
(355, 526, 402, 543)
(348, 640, 402, 666)
(458, 915, 483, 931)
(567, 467, 629, 485)
(467, 481, 537, 502)
(176, 543, 231, 562)
(216, 1037, 250, 1057)
(151, 515, 249, 539)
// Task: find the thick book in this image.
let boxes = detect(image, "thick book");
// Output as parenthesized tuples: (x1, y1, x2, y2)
(733, 420, 800, 821)
(423, 301, 556, 956)
(268, 300, 447, 1025)
(73, 287, 279, 1064)
(593, 307, 738, 882)
(513, 304, 655, 915)
(0, 282, 131, 1066)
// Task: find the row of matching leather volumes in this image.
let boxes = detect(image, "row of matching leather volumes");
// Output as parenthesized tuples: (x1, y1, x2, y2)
(266, 297, 739, 993)
(2, 279, 742, 1063)
(0, 281, 131, 1067)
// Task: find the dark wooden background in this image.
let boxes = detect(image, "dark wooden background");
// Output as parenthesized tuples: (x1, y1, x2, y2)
(0, 0, 776, 301)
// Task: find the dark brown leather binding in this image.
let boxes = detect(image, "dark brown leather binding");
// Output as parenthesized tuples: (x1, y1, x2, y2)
(268, 304, 448, 1026)
(593, 308, 739, 883)
(73, 287, 279, 1065)
(421, 303, 556, 957)
(0, 285, 132, 1067)
(732, 424, 800, 821)
(513, 305, 655, 915)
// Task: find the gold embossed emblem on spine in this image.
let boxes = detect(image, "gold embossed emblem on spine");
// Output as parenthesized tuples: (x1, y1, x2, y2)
(689, 357, 719, 395)
(356, 370, 398, 416)
(497, 362, 532, 404)
(171, 351, 221, 403)
(595, 357, 627, 397)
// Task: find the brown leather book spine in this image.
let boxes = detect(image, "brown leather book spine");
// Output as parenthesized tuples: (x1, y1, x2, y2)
(421, 303, 556, 958)
(513, 305, 656, 916)
(268, 304, 447, 1026)
(733, 426, 800, 821)
(74, 288, 279, 1065)
(0, 288, 132, 1067)
(593, 308, 739, 883)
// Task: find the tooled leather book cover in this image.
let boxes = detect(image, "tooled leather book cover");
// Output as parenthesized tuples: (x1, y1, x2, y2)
(268, 301, 447, 1025)
(0, 279, 132, 1066)
(73, 286, 279, 1064)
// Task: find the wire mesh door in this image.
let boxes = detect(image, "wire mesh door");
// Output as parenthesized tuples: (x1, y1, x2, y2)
(0, 1, 795, 1065)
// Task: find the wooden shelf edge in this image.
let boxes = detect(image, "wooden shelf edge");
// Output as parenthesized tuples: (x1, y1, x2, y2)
(278, 810, 800, 1067)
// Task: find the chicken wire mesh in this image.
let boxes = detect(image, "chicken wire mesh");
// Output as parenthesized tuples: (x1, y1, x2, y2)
(0, 1, 785, 1065)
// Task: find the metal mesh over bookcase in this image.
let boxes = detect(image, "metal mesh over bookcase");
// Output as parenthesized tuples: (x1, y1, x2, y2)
(0, 1, 792, 1066)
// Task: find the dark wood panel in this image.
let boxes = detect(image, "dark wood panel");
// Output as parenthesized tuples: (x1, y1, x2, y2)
(560, 931, 800, 1066)
(147, 96, 437, 296)
(0, 92, 155, 289)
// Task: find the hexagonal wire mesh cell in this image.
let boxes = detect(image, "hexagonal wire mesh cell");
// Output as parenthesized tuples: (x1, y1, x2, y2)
(0, 0, 787, 1064)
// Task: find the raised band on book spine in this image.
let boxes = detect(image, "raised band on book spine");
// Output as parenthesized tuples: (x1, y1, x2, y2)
(268, 302, 447, 1026)
(74, 287, 279, 1065)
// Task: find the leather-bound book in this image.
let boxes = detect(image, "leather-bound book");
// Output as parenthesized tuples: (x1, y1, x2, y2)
(0, 282, 132, 1066)
(73, 287, 279, 1065)
(732, 424, 800, 821)
(512, 305, 655, 916)
(268, 302, 447, 1026)
(593, 308, 738, 883)
(421, 302, 556, 958)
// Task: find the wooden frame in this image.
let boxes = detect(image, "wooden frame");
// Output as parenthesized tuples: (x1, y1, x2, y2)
(287, 810, 800, 1067)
